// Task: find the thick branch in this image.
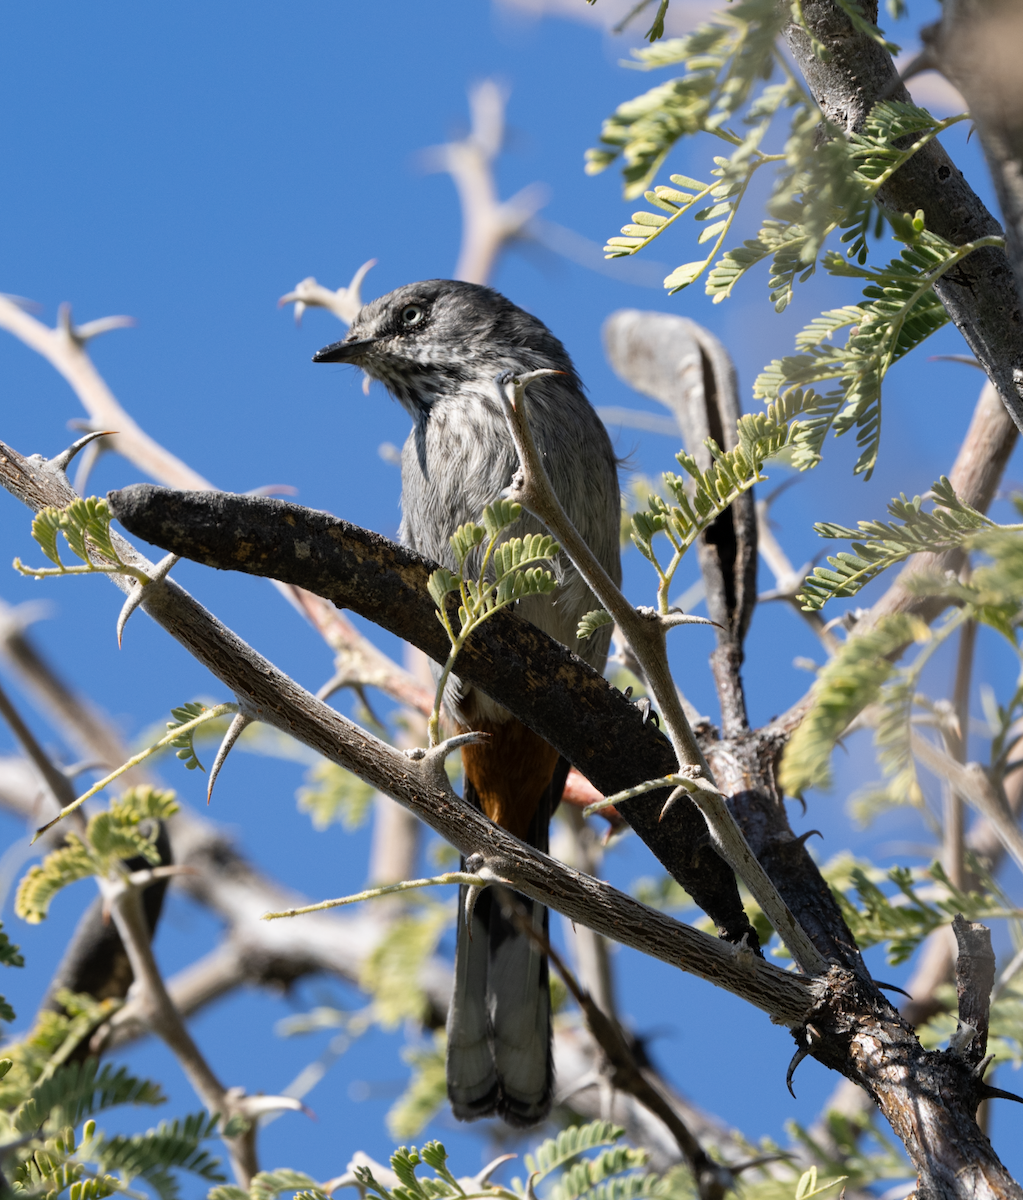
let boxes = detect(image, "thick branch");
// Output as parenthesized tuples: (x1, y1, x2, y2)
(921, 0, 1023, 309)
(784, 1, 1023, 431)
(0, 442, 808, 1024)
(105, 480, 759, 948)
(603, 310, 757, 737)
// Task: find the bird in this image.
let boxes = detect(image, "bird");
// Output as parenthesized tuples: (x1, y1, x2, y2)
(313, 279, 621, 1127)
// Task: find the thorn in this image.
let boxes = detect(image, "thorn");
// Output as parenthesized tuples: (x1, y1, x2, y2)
(208, 711, 253, 804)
(972, 1053, 995, 1079)
(875, 980, 913, 1000)
(658, 785, 685, 822)
(795, 829, 822, 846)
(473, 1154, 517, 1188)
(50, 430, 117, 475)
(978, 1083, 1023, 1105)
(245, 484, 299, 498)
(525, 1171, 541, 1200)
(464, 884, 482, 938)
(56, 302, 135, 346)
(116, 553, 179, 647)
(928, 354, 983, 370)
(786, 1042, 810, 1098)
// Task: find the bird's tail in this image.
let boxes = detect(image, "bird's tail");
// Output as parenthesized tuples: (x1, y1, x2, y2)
(446, 759, 567, 1126)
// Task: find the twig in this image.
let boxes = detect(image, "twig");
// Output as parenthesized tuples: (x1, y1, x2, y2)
(98, 870, 300, 1186)
(944, 619, 977, 890)
(504, 890, 734, 1200)
(262, 871, 489, 921)
(496, 369, 827, 977)
(0, 292, 429, 721)
(912, 733, 1023, 878)
(421, 80, 547, 286)
(0, 436, 812, 1025)
(0, 676, 79, 818)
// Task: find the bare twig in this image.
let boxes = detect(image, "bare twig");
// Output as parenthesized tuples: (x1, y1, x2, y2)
(421, 80, 547, 286)
(98, 871, 301, 1186)
(913, 734, 1023, 879)
(0, 436, 812, 1025)
(496, 369, 827, 976)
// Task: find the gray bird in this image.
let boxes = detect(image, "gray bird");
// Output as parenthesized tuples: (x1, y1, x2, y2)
(314, 279, 621, 1126)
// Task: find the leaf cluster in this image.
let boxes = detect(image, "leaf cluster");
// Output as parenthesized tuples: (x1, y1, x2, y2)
(14, 498, 148, 583)
(296, 760, 375, 831)
(428, 499, 559, 741)
(0, 992, 223, 1200)
(359, 904, 451, 1030)
(629, 402, 794, 609)
(589, 0, 979, 477)
(15, 787, 179, 923)
(430, 499, 560, 645)
(754, 218, 995, 478)
(797, 477, 995, 611)
(209, 1169, 328, 1200)
(824, 857, 1016, 965)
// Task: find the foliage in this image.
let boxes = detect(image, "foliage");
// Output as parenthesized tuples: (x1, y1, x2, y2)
(629, 403, 793, 609)
(387, 1034, 447, 1141)
(779, 614, 929, 797)
(918, 978, 1023, 1068)
(208, 1170, 327, 1200)
(587, 0, 987, 478)
(296, 760, 376, 830)
(342, 1122, 671, 1200)
(428, 498, 559, 742)
(0, 986, 222, 1200)
(14, 497, 151, 583)
(166, 702, 211, 773)
(823, 856, 1018, 966)
(15, 787, 179, 923)
(359, 904, 451, 1029)
(797, 477, 996, 611)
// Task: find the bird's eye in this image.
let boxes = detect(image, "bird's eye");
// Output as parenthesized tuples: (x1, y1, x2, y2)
(401, 304, 425, 327)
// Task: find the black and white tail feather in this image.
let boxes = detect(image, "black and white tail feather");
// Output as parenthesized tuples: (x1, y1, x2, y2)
(447, 766, 567, 1126)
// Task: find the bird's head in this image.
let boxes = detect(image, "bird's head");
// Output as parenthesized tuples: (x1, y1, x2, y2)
(312, 279, 578, 415)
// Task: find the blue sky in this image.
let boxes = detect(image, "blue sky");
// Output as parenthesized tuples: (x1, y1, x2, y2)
(0, 0, 1020, 1192)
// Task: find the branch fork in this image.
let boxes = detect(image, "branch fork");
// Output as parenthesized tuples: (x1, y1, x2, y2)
(495, 368, 827, 978)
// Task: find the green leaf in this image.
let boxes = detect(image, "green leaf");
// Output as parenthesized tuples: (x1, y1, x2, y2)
(249, 1170, 322, 1200)
(448, 522, 486, 568)
(525, 1121, 626, 1184)
(387, 1034, 447, 1140)
(30, 508, 66, 566)
(360, 906, 451, 1029)
(296, 760, 375, 831)
(780, 613, 930, 796)
(797, 477, 993, 610)
(15, 836, 97, 924)
(427, 568, 458, 609)
(168, 702, 209, 772)
(577, 609, 613, 641)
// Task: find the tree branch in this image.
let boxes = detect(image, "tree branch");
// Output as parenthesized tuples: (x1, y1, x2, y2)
(784, 0, 1023, 431)
(0, 438, 809, 1024)
(103, 479, 759, 947)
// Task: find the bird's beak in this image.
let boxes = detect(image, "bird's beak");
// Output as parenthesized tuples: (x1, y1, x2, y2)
(312, 336, 378, 363)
